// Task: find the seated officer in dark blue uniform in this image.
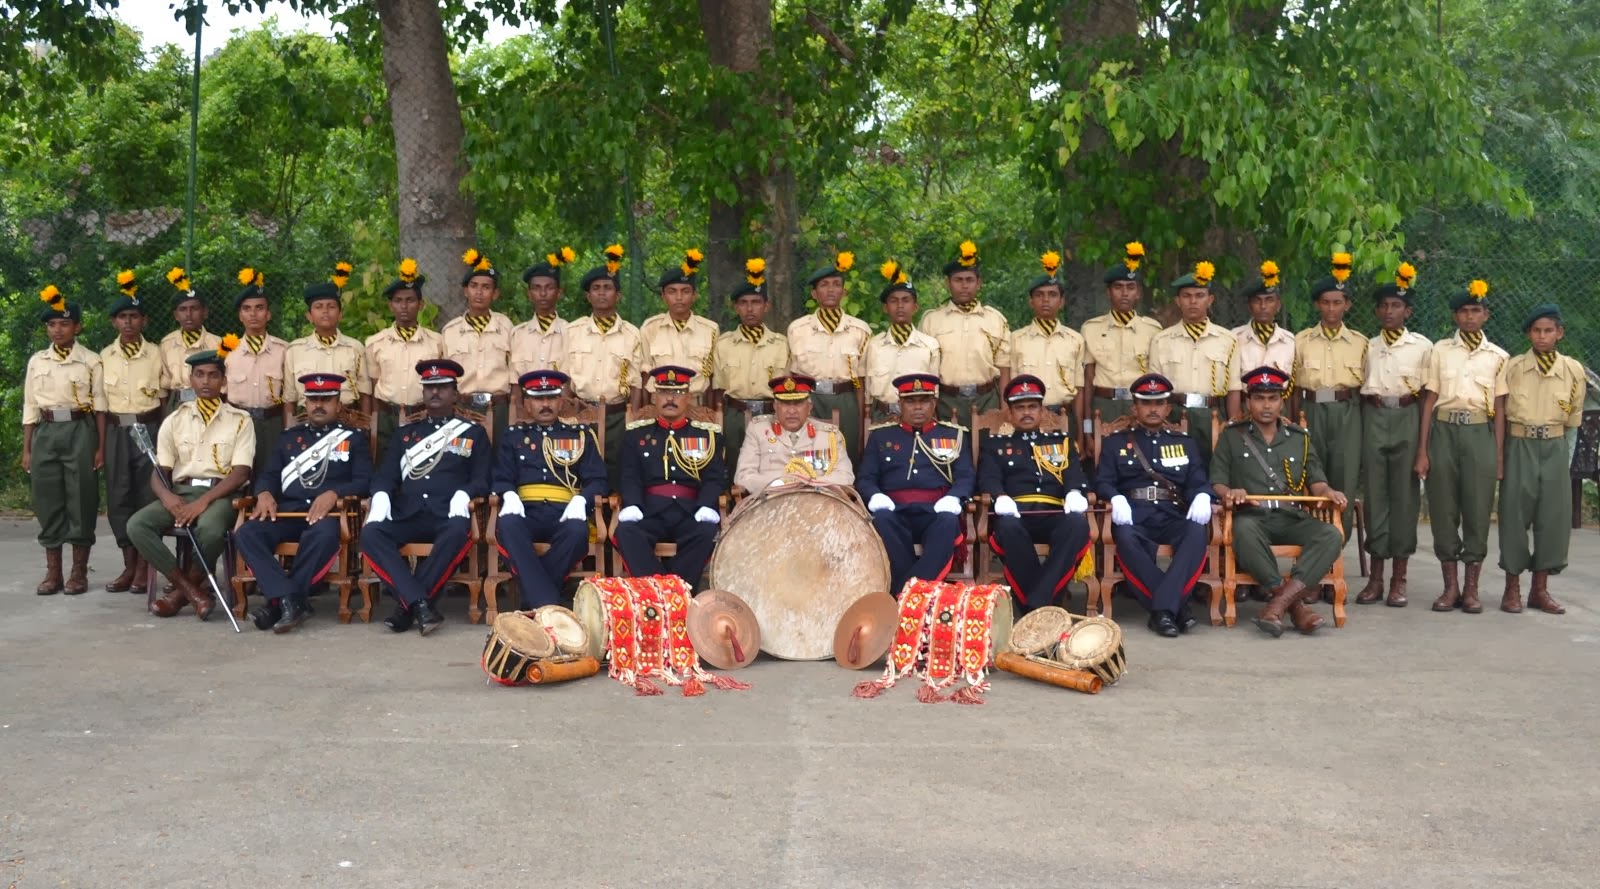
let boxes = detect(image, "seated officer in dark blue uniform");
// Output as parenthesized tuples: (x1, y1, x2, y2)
(1095, 372, 1214, 637)
(493, 370, 607, 608)
(236, 372, 373, 633)
(613, 366, 725, 587)
(858, 373, 974, 597)
(979, 375, 1092, 615)
(361, 358, 491, 635)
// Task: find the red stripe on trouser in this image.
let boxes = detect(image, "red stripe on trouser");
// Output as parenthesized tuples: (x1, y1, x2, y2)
(497, 543, 516, 575)
(930, 532, 965, 583)
(1116, 552, 1154, 601)
(363, 547, 397, 588)
(428, 538, 474, 596)
(1050, 540, 1093, 598)
(988, 533, 1025, 602)
(1179, 554, 1208, 596)
(310, 555, 338, 586)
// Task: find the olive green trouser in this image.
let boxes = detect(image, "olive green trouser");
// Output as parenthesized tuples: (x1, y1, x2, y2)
(723, 406, 749, 483)
(1303, 398, 1362, 540)
(1232, 507, 1343, 588)
(811, 391, 861, 459)
(376, 408, 399, 461)
(1173, 406, 1221, 471)
(105, 422, 159, 548)
(1498, 437, 1571, 574)
(938, 389, 999, 428)
(1090, 397, 1133, 428)
(127, 486, 235, 575)
(250, 417, 283, 477)
(1425, 420, 1496, 563)
(31, 419, 99, 548)
(602, 407, 625, 494)
(1361, 403, 1422, 558)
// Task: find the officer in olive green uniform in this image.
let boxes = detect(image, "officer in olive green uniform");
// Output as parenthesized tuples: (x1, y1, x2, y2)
(1211, 366, 1348, 637)
(1497, 304, 1585, 615)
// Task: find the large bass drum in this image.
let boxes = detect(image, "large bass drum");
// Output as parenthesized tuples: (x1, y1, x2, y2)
(709, 483, 892, 660)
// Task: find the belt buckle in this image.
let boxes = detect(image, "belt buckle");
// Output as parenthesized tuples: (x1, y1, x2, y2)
(814, 380, 836, 395)
(189, 478, 215, 489)
(957, 384, 978, 398)
(45, 408, 71, 422)
(1379, 395, 1401, 409)
(469, 393, 492, 409)
(1112, 387, 1131, 400)
(1261, 499, 1280, 510)
(1528, 425, 1551, 440)
(1314, 388, 1337, 403)
(178, 388, 196, 403)
(1143, 486, 1160, 500)
(1448, 410, 1472, 425)
(1183, 393, 1207, 409)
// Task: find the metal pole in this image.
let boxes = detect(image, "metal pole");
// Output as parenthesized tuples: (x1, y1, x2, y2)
(185, 3, 203, 270)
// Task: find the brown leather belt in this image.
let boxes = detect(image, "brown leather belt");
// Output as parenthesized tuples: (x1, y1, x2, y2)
(1306, 387, 1355, 403)
(1124, 486, 1177, 502)
(645, 484, 699, 499)
(37, 408, 92, 423)
(111, 409, 162, 427)
(237, 404, 284, 421)
(946, 380, 996, 398)
(1363, 393, 1418, 409)
(1509, 422, 1559, 440)
(1093, 386, 1133, 400)
(726, 397, 774, 414)
(811, 378, 859, 395)
(380, 400, 425, 418)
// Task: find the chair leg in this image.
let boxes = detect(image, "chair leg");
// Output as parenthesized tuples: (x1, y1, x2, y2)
(359, 579, 376, 623)
(1223, 581, 1238, 627)
(1209, 581, 1224, 627)
(337, 580, 354, 624)
(1331, 578, 1347, 628)
(468, 583, 484, 624)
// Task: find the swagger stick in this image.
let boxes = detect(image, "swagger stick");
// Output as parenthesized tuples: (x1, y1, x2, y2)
(130, 423, 242, 633)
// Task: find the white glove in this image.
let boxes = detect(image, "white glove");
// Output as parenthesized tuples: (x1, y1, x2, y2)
(560, 496, 587, 522)
(1110, 495, 1133, 526)
(694, 506, 720, 524)
(867, 493, 895, 513)
(1186, 492, 1213, 524)
(993, 495, 1020, 517)
(934, 495, 961, 515)
(617, 505, 643, 523)
(365, 492, 391, 525)
(448, 490, 470, 518)
(499, 492, 525, 517)
(1064, 490, 1089, 514)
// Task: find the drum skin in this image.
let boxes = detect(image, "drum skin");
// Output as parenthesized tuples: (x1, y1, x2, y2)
(710, 484, 892, 660)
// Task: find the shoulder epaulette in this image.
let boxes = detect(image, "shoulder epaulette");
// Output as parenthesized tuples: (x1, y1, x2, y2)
(626, 418, 656, 430)
(690, 419, 721, 433)
(1225, 417, 1251, 428)
(939, 421, 969, 433)
(868, 421, 901, 431)
(1283, 421, 1309, 434)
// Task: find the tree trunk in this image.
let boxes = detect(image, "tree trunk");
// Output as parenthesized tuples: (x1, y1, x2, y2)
(376, 0, 476, 319)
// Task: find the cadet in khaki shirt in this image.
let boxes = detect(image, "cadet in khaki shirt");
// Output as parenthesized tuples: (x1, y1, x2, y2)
(1146, 262, 1241, 466)
(100, 281, 165, 595)
(788, 251, 871, 456)
(1231, 260, 1297, 375)
(1289, 261, 1367, 544)
(128, 346, 255, 622)
(640, 248, 719, 402)
(734, 374, 854, 492)
(509, 249, 575, 382)
(157, 267, 220, 404)
(227, 269, 290, 473)
(562, 254, 646, 484)
(440, 249, 513, 436)
(864, 263, 940, 423)
(1415, 281, 1510, 613)
(364, 260, 446, 454)
(283, 269, 365, 418)
(712, 262, 790, 480)
(1009, 251, 1088, 448)
(23, 289, 106, 596)
(919, 240, 1011, 421)
(1083, 243, 1163, 424)
(1355, 267, 1432, 607)
(1496, 304, 1585, 616)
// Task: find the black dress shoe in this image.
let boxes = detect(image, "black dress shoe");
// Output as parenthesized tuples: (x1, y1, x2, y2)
(273, 598, 311, 634)
(1147, 610, 1180, 638)
(415, 599, 444, 636)
(1176, 604, 1198, 633)
(250, 602, 283, 631)
(384, 604, 414, 633)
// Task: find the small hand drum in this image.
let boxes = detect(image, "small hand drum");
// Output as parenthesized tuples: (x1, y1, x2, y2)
(481, 611, 556, 686)
(1006, 605, 1072, 656)
(532, 605, 589, 657)
(1055, 615, 1126, 685)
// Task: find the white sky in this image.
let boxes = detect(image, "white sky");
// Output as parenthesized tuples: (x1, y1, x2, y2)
(113, 0, 520, 52)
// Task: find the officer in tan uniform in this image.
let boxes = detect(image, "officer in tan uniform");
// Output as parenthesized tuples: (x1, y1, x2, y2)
(1146, 261, 1242, 466)
(441, 248, 514, 437)
(640, 248, 718, 404)
(1083, 242, 1162, 424)
(919, 239, 1011, 423)
(363, 258, 446, 455)
(284, 263, 365, 419)
(561, 246, 645, 485)
(1497, 304, 1585, 615)
(712, 258, 790, 480)
(1009, 250, 1088, 448)
(734, 374, 854, 491)
(226, 267, 289, 474)
(1355, 264, 1431, 608)
(24, 286, 105, 596)
(1415, 279, 1509, 614)
(100, 273, 164, 596)
(157, 266, 220, 405)
(510, 247, 576, 382)
(1290, 255, 1367, 545)
(864, 260, 940, 423)
(788, 250, 870, 457)
(1231, 260, 1297, 375)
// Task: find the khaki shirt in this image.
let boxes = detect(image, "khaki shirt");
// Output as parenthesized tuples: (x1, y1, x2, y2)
(1080, 313, 1163, 389)
(23, 342, 106, 424)
(864, 328, 941, 404)
(1147, 322, 1243, 396)
(440, 311, 514, 396)
(509, 317, 568, 380)
(1232, 324, 1298, 375)
(786, 312, 871, 381)
(365, 326, 445, 405)
(224, 335, 290, 409)
(157, 400, 256, 480)
(98, 338, 164, 415)
(733, 416, 855, 491)
(1361, 330, 1433, 399)
(1009, 320, 1087, 405)
(1293, 326, 1369, 391)
(283, 333, 365, 405)
(1422, 333, 1509, 414)
(1504, 352, 1586, 428)
(562, 315, 646, 404)
(917, 302, 1011, 386)
(158, 328, 221, 391)
(713, 327, 790, 400)
(640, 313, 719, 395)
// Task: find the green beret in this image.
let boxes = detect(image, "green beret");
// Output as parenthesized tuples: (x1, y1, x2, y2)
(1370, 283, 1411, 306)
(234, 283, 267, 309)
(521, 262, 560, 285)
(185, 349, 226, 369)
(1449, 280, 1490, 311)
(879, 279, 917, 303)
(383, 276, 425, 298)
(1308, 276, 1352, 301)
(303, 281, 342, 306)
(656, 265, 700, 291)
(1103, 265, 1139, 284)
(806, 266, 842, 287)
(1522, 303, 1562, 331)
(39, 301, 82, 324)
(1027, 274, 1061, 294)
(728, 281, 765, 302)
(1169, 273, 1203, 291)
(1240, 276, 1280, 300)
(108, 295, 146, 317)
(579, 266, 618, 291)
(942, 258, 981, 277)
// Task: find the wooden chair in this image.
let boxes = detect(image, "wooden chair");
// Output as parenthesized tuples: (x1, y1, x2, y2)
(228, 495, 363, 621)
(1219, 498, 1347, 628)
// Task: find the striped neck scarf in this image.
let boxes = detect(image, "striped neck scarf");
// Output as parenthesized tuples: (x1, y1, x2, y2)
(738, 324, 764, 344)
(672, 316, 690, 332)
(245, 334, 266, 354)
(889, 323, 914, 346)
(1536, 350, 1557, 375)
(817, 307, 842, 333)
(1184, 321, 1208, 342)
(465, 314, 490, 333)
(316, 334, 338, 347)
(593, 314, 616, 334)
(1460, 330, 1484, 351)
(1381, 328, 1404, 346)
(953, 300, 979, 314)
(1321, 325, 1343, 340)
(195, 397, 221, 424)
(536, 315, 557, 333)
(395, 325, 417, 342)
(1111, 310, 1136, 327)
(120, 338, 142, 359)
(52, 343, 72, 361)
(181, 329, 203, 348)
(1251, 322, 1276, 345)
(1035, 318, 1058, 336)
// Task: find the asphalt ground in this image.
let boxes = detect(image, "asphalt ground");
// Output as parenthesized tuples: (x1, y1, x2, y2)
(2, 519, 1597, 888)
